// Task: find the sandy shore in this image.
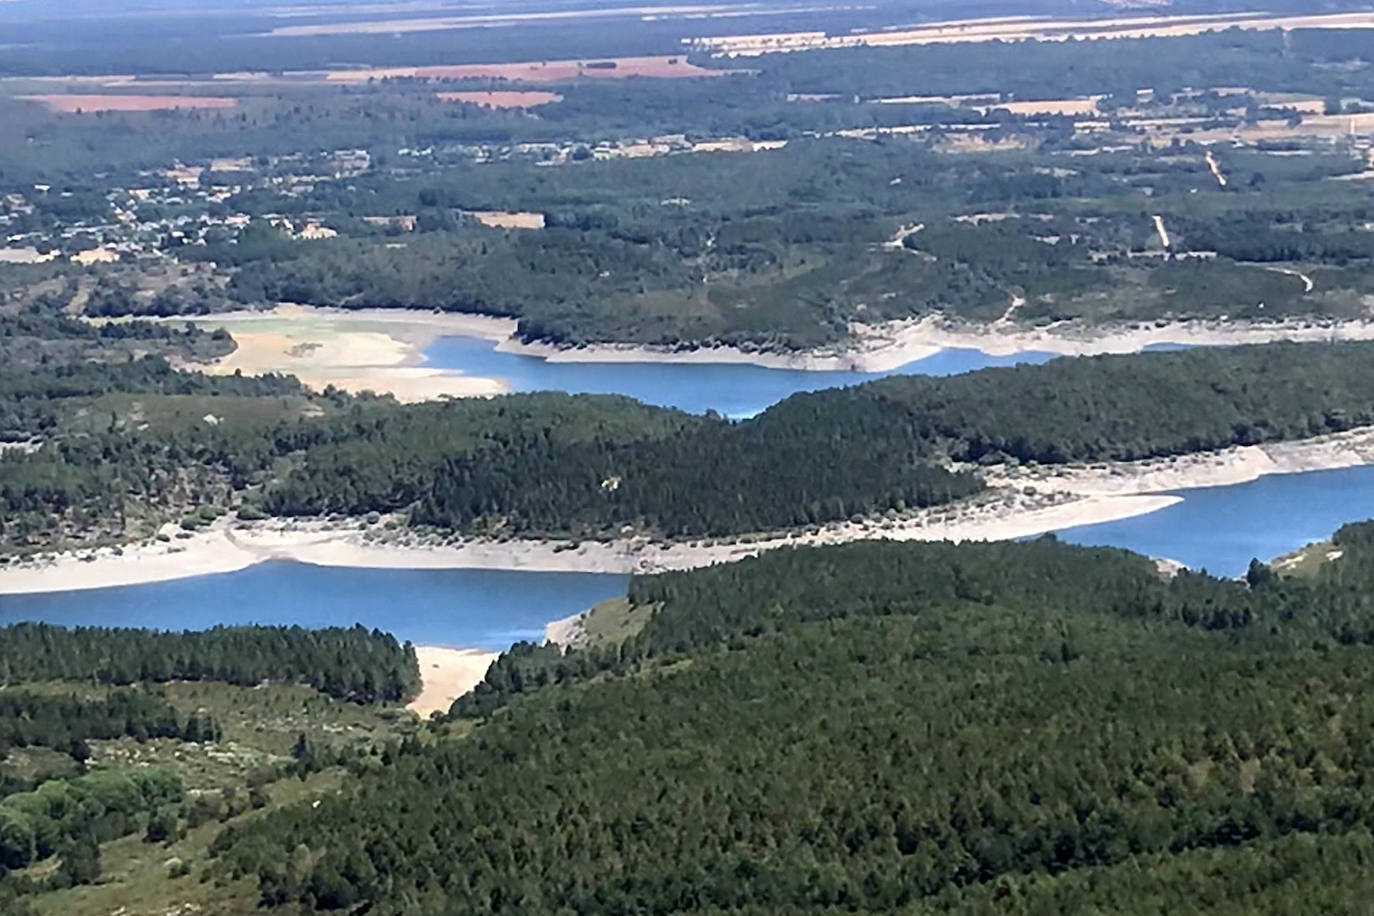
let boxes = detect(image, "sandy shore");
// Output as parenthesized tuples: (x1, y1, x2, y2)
(7, 424, 1374, 596)
(406, 645, 498, 718)
(185, 305, 516, 402)
(184, 306, 1374, 390)
(0, 496, 1168, 593)
(834, 315, 1374, 373)
(983, 426, 1374, 495)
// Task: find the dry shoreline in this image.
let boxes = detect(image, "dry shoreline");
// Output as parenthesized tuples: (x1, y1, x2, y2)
(543, 612, 585, 649)
(184, 305, 517, 402)
(497, 315, 1374, 373)
(6, 425, 1374, 597)
(182, 305, 1374, 398)
(406, 646, 499, 718)
(8, 428, 1374, 711)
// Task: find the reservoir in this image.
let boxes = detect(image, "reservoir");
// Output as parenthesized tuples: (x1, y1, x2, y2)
(3, 464, 1373, 648)
(0, 565, 629, 651)
(0, 340, 1363, 652)
(422, 336, 1060, 417)
(1054, 463, 1374, 577)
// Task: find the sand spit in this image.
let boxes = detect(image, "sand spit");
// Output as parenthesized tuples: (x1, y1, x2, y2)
(6, 426, 1374, 596)
(836, 316, 1374, 373)
(185, 305, 516, 401)
(406, 646, 499, 718)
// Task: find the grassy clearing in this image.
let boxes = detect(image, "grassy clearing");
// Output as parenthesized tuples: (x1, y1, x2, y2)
(0, 746, 78, 784)
(12, 683, 417, 914)
(32, 769, 341, 916)
(90, 682, 418, 792)
(1271, 539, 1343, 579)
(68, 392, 324, 436)
(2, 681, 418, 792)
(580, 596, 655, 647)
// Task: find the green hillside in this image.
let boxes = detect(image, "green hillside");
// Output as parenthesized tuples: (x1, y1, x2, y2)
(204, 523, 1374, 913)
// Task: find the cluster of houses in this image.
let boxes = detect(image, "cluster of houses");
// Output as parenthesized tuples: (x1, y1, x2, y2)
(0, 149, 377, 268)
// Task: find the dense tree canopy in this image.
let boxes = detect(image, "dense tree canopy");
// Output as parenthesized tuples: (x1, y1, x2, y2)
(9, 337, 1374, 549)
(0, 624, 420, 703)
(0, 688, 220, 761)
(206, 521, 1374, 912)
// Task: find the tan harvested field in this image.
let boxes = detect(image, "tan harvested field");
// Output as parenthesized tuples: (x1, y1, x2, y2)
(324, 56, 727, 83)
(978, 97, 1103, 116)
(1, 58, 730, 94)
(468, 210, 546, 229)
(267, 5, 734, 36)
(695, 10, 1374, 54)
(869, 93, 1102, 116)
(1257, 95, 1326, 115)
(436, 90, 563, 108)
(1118, 111, 1374, 145)
(20, 94, 238, 113)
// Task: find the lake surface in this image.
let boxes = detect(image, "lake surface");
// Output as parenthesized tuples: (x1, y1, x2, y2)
(1, 338, 1355, 649)
(0, 564, 629, 651)
(423, 336, 1060, 417)
(1055, 464, 1374, 578)
(5, 464, 1373, 648)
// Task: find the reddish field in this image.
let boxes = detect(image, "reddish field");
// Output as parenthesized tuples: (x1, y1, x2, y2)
(436, 90, 564, 108)
(21, 94, 238, 113)
(327, 56, 726, 83)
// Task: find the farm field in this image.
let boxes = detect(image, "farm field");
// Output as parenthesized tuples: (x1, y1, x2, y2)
(18, 95, 239, 113)
(322, 55, 729, 82)
(693, 9, 1374, 54)
(435, 90, 564, 108)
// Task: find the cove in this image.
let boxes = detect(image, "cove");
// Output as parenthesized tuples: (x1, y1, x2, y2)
(0, 564, 629, 651)
(1054, 463, 1374, 578)
(422, 336, 1060, 417)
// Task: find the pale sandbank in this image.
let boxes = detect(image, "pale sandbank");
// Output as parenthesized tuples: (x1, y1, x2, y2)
(406, 646, 499, 718)
(183, 305, 515, 402)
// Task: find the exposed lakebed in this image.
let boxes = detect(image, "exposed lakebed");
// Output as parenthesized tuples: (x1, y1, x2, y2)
(3, 341, 1369, 650)
(5, 464, 1374, 648)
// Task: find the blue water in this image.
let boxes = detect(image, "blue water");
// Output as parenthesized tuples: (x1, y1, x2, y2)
(0, 562, 629, 650)
(1055, 464, 1374, 578)
(0, 338, 1357, 647)
(423, 336, 1060, 417)
(2, 467, 1371, 646)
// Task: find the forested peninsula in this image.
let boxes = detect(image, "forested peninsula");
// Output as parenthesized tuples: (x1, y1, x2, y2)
(201, 521, 1374, 912)
(7, 339, 1374, 556)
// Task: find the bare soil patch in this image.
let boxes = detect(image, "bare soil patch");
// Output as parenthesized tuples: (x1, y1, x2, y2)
(20, 94, 238, 113)
(468, 210, 546, 229)
(269, 5, 746, 36)
(436, 90, 563, 108)
(695, 10, 1374, 54)
(325, 56, 727, 83)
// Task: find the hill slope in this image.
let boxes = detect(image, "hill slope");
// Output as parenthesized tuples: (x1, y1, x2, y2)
(209, 524, 1374, 912)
